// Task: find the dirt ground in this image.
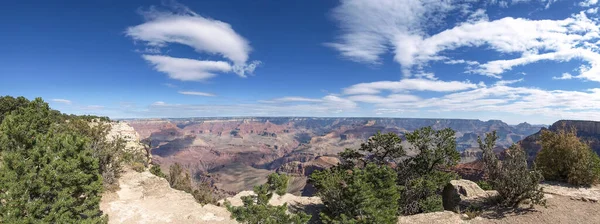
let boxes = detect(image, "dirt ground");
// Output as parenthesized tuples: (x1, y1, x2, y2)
(471, 195, 600, 224)
(402, 182, 600, 224)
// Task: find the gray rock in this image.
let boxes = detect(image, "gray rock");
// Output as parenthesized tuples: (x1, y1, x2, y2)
(442, 179, 491, 212)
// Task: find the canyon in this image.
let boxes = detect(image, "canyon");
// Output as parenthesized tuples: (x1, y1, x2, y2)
(125, 117, 543, 195)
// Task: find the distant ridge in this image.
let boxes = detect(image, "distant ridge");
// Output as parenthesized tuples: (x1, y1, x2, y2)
(520, 120, 600, 159)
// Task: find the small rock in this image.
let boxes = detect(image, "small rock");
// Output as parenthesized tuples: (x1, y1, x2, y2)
(589, 198, 598, 203)
(582, 197, 589, 202)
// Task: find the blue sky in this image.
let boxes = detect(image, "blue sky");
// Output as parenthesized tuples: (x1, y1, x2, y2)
(1, 0, 600, 124)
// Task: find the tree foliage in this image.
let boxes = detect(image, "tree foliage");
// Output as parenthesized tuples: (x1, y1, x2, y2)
(478, 131, 545, 208)
(397, 127, 460, 215)
(536, 127, 600, 186)
(312, 164, 400, 224)
(150, 164, 166, 178)
(226, 173, 311, 224)
(313, 127, 460, 221)
(0, 98, 106, 223)
(61, 118, 126, 188)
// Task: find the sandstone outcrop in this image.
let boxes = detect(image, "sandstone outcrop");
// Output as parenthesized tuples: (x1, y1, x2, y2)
(442, 179, 497, 212)
(100, 168, 236, 224)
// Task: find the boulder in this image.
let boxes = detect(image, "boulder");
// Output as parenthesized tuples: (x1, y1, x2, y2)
(442, 179, 493, 212)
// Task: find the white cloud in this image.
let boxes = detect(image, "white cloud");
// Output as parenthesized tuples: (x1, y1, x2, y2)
(348, 94, 421, 104)
(127, 2, 259, 78)
(494, 78, 524, 86)
(152, 101, 167, 106)
(142, 94, 357, 117)
(142, 55, 232, 81)
(343, 79, 478, 95)
(444, 59, 480, 66)
(328, 1, 600, 82)
(580, 0, 599, 7)
(178, 91, 216, 97)
(553, 72, 574, 80)
(587, 7, 599, 14)
(51, 99, 72, 104)
(267, 97, 324, 103)
(368, 85, 600, 122)
(326, 0, 460, 70)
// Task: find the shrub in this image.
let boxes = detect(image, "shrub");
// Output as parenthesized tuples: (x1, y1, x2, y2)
(132, 162, 146, 172)
(192, 181, 217, 205)
(226, 173, 310, 224)
(478, 131, 545, 208)
(536, 127, 600, 186)
(168, 163, 193, 193)
(150, 164, 166, 178)
(463, 205, 483, 220)
(476, 180, 493, 190)
(167, 163, 216, 204)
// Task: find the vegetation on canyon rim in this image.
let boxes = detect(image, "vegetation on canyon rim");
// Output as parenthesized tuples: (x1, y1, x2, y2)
(1, 95, 600, 223)
(536, 127, 600, 186)
(0, 96, 147, 222)
(226, 173, 311, 224)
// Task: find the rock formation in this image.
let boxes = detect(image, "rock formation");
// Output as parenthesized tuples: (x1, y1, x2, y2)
(442, 179, 497, 212)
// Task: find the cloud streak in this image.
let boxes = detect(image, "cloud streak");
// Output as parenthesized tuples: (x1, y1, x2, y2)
(51, 99, 72, 104)
(178, 91, 216, 97)
(143, 55, 231, 81)
(343, 79, 479, 95)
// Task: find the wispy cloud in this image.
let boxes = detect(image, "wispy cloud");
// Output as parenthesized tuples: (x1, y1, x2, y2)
(178, 91, 216, 97)
(328, 0, 600, 82)
(266, 97, 324, 103)
(163, 83, 177, 88)
(494, 78, 524, 86)
(51, 99, 72, 104)
(343, 79, 478, 95)
(126, 1, 260, 81)
(553, 73, 574, 80)
(580, 0, 599, 7)
(143, 55, 231, 81)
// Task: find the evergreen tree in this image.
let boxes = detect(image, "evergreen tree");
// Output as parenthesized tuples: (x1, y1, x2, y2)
(226, 173, 311, 224)
(398, 127, 460, 215)
(312, 164, 400, 224)
(0, 98, 105, 223)
(0, 95, 30, 123)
